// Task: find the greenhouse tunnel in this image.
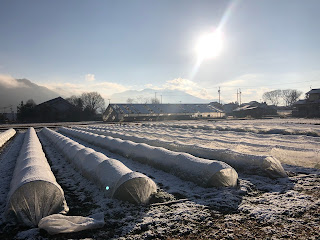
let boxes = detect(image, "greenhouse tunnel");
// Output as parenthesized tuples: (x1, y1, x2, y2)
(42, 127, 157, 204)
(6, 128, 68, 227)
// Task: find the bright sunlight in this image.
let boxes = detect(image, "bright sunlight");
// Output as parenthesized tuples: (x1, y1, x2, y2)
(195, 30, 223, 60)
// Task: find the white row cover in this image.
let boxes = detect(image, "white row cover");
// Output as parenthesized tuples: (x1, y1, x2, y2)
(60, 127, 238, 187)
(42, 127, 157, 204)
(80, 126, 287, 179)
(6, 128, 68, 227)
(0, 128, 16, 148)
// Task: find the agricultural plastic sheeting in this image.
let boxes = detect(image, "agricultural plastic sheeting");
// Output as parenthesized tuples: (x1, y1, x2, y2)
(80, 126, 287, 179)
(59, 127, 238, 187)
(42, 127, 157, 204)
(38, 212, 105, 235)
(0, 128, 16, 148)
(6, 128, 68, 227)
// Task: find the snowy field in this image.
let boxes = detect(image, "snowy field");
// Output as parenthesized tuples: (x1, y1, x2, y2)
(0, 118, 319, 239)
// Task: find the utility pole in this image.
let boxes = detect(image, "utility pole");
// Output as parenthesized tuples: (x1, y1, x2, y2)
(236, 89, 239, 105)
(239, 88, 242, 105)
(218, 87, 221, 104)
(160, 95, 162, 104)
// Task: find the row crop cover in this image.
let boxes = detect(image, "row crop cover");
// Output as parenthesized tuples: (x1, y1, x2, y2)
(59, 127, 238, 188)
(6, 128, 68, 226)
(42, 127, 157, 204)
(81, 126, 287, 179)
(0, 128, 16, 148)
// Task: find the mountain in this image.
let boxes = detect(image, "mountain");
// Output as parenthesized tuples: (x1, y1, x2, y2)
(0, 78, 59, 112)
(111, 88, 213, 104)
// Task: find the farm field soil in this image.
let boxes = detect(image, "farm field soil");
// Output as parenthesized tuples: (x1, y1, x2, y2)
(0, 118, 319, 239)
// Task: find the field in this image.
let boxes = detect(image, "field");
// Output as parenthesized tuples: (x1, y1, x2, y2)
(0, 118, 319, 239)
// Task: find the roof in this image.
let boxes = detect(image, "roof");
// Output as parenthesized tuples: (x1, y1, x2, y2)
(36, 97, 75, 111)
(307, 89, 320, 94)
(294, 100, 307, 105)
(233, 105, 258, 112)
(108, 104, 223, 115)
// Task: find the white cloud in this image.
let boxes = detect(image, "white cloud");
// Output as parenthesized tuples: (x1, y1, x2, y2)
(85, 74, 95, 82)
(162, 78, 215, 100)
(0, 74, 28, 88)
(42, 81, 129, 99)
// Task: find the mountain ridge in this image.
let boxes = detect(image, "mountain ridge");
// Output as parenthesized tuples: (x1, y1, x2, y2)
(0, 78, 59, 112)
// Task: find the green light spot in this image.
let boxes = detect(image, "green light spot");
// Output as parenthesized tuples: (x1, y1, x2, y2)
(106, 186, 110, 190)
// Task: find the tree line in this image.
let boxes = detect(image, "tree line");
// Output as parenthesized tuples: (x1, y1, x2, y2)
(262, 89, 302, 107)
(17, 92, 105, 122)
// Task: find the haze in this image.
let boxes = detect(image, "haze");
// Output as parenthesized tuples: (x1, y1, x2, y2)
(1, 0, 319, 104)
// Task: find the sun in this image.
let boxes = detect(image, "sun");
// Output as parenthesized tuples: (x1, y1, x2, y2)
(195, 30, 223, 60)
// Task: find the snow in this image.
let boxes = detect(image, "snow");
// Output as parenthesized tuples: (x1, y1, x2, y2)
(75, 125, 287, 178)
(6, 128, 68, 227)
(42, 127, 157, 204)
(60, 127, 238, 187)
(0, 118, 319, 239)
(0, 128, 16, 148)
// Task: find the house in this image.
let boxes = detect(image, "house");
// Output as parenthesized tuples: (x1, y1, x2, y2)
(35, 97, 78, 122)
(292, 89, 320, 117)
(232, 101, 277, 118)
(103, 103, 224, 122)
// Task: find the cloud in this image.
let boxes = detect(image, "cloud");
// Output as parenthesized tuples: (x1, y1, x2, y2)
(85, 74, 95, 82)
(157, 78, 215, 100)
(0, 74, 28, 88)
(42, 81, 129, 99)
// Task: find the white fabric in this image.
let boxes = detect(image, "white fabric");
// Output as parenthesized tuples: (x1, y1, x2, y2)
(60, 127, 238, 187)
(38, 212, 105, 235)
(6, 128, 68, 227)
(42, 128, 157, 204)
(79, 126, 287, 178)
(0, 128, 16, 148)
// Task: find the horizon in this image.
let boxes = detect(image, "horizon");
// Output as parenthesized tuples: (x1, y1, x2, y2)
(1, 0, 320, 105)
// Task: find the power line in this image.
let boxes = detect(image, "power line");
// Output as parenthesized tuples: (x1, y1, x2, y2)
(205, 79, 320, 89)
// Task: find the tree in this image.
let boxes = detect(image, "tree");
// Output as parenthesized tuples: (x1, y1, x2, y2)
(127, 98, 135, 104)
(66, 95, 83, 110)
(17, 99, 36, 122)
(282, 89, 302, 106)
(151, 97, 160, 104)
(262, 90, 282, 106)
(81, 92, 105, 114)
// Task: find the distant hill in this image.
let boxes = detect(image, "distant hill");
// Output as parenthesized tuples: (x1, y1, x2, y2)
(111, 88, 214, 104)
(0, 78, 59, 112)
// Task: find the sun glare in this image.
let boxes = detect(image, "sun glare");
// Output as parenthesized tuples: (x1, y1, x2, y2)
(196, 30, 223, 60)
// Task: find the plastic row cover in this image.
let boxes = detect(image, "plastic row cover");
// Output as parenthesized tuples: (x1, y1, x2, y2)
(0, 128, 16, 148)
(60, 127, 238, 187)
(42, 128, 156, 204)
(81, 126, 287, 179)
(6, 128, 68, 227)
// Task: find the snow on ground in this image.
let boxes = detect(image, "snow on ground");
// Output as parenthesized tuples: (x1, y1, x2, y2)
(85, 119, 320, 169)
(0, 118, 319, 239)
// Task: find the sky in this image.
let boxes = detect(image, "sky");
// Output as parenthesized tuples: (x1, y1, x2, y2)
(1, 0, 320, 104)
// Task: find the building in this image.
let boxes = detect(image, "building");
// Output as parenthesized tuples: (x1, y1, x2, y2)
(103, 103, 224, 122)
(232, 101, 277, 118)
(293, 89, 320, 117)
(35, 97, 78, 122)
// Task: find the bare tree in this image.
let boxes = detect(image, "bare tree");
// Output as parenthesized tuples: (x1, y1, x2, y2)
(282, 89, 291, 107)
(66, 95, 83, 109)
(151, 97, 160, 104)
(282, 89, 302, 106)
(126, 98, 134, 104)
(262, 90, 282, 106)
(81, 92, 105, 114)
